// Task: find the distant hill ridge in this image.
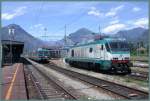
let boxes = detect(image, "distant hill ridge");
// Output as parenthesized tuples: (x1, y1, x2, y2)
(115, 27, 147, 42)
(1, 24, 45, 51)
(58, 27, 148, 46)
(1, 24, 148, 52)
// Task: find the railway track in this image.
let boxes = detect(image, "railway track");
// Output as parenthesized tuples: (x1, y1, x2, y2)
(128, 71, 149, 81)
(44, 63, 148, 100)
(132, 61, 148, 68)
(24, 65, 44, 99)
(26, 64, 78, 100)
(131, 60, 148, 63)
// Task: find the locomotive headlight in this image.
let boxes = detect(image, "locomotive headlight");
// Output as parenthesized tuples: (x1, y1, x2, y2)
(111, 57, 118, 63)
(113, 57, 118, 60)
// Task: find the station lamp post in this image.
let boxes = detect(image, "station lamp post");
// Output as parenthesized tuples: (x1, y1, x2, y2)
(8, 26, 15, 65)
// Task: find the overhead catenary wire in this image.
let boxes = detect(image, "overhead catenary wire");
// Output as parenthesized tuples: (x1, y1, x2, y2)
(38, 9, 88, 41)
(31, 2, 45, 49)
(34, 2, 45, 26)
(32, 3, 98, 41)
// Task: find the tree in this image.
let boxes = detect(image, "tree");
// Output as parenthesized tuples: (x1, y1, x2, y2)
(128, 42, 136, 55)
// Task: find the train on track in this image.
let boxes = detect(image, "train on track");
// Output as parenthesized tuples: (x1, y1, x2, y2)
(65, 37, 132, 74)
(28, 48, 49, 62)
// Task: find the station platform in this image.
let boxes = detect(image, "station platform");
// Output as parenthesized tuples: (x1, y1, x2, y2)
(1, 63, 27, 100)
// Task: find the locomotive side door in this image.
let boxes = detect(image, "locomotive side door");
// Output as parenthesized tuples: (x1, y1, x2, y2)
(88, 45, 94, 58)
(100, 44, 105, 60)
(95, 44, 101, 58)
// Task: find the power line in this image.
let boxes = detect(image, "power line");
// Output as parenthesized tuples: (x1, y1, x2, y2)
(34, 2, 45, 25)
(42, 27, 47, 41)
(66, 11, 87, 26)
(32, 4, 95, 41)
(32, 4, 88, 41)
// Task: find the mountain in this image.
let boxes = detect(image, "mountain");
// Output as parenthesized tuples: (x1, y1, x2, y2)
(1, 24, 148, 52)
(55, 37, 74, 46)
(1, 24, 45, 52)
(45, 41, 57, 46)
(56, 27, 148, 47)
(115, 27, 146, 42)
(138, 29, 149, 46)
(56, 28, 97, 46)
(68, 28, 96, 43)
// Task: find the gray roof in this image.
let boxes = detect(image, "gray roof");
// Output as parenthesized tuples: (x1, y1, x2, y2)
(1, 40, 24, 45)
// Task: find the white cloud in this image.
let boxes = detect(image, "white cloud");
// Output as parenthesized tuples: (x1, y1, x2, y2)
(109, 19, 119, 24)
(105, 12, 116, 17)
(114, 5, 124, 11)
(87, 5, 124, 18)
(30, 24, 45, 30)
(105, 5, 124, 17)
(134, 18, 148, 28)
(133, 7, 141, 12)
(2, 6, 27, 20)
(87, 7, 103, 17)
(34, 24, 43, 28)
(102, 23, 126, 34)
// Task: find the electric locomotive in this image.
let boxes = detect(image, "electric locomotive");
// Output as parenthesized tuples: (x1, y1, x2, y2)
(65, 37, 132, 74)
(29, 48, 49, 62)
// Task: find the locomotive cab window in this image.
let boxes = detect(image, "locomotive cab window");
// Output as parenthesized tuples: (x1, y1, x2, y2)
(105, 43, 110, 52)
(89, 48, 93, 53)
(109, 41, 129, 52)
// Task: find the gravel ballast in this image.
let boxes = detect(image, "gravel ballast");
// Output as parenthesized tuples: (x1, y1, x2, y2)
(50, 58, 148, 92)
(27, 59, 116, 100)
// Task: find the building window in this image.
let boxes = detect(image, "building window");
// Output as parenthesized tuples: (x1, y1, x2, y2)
(71, 50, 74, 57)
(89, 48, 93, 53)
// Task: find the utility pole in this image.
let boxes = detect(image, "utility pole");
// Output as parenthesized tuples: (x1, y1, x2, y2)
(44, 28, 47, 42)
(64, 25, 67, 46)
(8, 27, 15, 65)
(42, 28, 47, 56)
(0, 42, 2, 67)
(98, 25, 101, 39)
(99, 25, 101, 35)
(139, 42, 140, 56)
(42, 27, 48, 49)
(137, 42, 140, 56)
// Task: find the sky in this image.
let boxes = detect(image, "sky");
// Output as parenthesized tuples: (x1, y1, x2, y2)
(2, 1, 149, 41)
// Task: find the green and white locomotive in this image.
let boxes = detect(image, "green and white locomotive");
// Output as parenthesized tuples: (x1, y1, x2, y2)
(65, 37, 132, 74)
(29, 48, 49, 62)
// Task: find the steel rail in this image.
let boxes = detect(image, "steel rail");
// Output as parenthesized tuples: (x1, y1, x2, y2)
(25, 65, 45, 99)
(44, 63, 148, 100)
(30, 63, 78, 100)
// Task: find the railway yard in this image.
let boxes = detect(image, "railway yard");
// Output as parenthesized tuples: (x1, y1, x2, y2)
(1, 1, 149, 100)
(1, 58, 149, 100)
(1, 36, 149, 100)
